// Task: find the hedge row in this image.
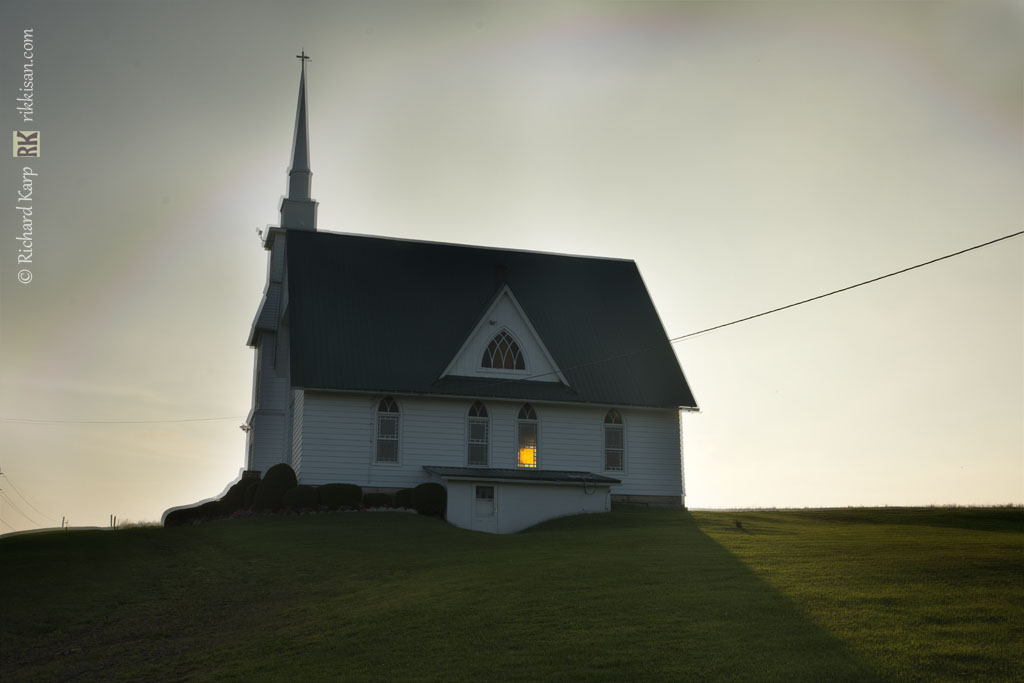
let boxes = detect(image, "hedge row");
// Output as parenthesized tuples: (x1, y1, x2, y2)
(164, 464, 447, 526)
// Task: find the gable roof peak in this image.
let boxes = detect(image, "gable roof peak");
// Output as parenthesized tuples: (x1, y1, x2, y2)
(440, 283, 569, 386)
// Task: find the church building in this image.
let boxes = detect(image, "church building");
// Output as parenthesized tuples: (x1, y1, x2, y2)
(244, 58, 698, 533)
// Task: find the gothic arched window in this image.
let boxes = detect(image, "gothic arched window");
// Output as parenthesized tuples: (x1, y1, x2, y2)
(604, 409, 624, 471)
(375, 397, 400, 463)
(517, 404, 538, 468)
(481, 331, 525, 370)
(467, 401, 489, 466)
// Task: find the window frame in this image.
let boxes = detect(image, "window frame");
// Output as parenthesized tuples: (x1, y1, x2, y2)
(516, 403, 539, 469)
(479, 329, 529, 375)
(603, 409, 625, 472)
(474, 485, 496, 517)
(374, 396, 401, 465)
(467, 401, 490, 467)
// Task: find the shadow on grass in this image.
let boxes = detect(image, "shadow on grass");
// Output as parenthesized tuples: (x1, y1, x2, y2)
(490, 508, 888, 682)
(222, 510, 889, 682)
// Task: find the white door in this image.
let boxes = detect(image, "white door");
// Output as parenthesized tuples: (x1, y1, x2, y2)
(470, 484, 498, 533)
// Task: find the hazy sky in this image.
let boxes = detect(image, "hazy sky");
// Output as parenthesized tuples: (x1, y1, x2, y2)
(1, 1, 1021, 531)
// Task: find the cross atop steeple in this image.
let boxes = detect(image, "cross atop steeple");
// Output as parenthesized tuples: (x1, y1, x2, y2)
(280, 51, 317, 231)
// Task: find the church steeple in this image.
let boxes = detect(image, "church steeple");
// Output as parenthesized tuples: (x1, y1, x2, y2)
(280, 51, 317, 231)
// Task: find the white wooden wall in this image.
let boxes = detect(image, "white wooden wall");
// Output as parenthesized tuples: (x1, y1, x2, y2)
(444, 479, 612, 534)
(246, 235, 296, 476)
(295, 392, 682, 497)
(247, 326, 293, 474)
(290, 389, 304, 474)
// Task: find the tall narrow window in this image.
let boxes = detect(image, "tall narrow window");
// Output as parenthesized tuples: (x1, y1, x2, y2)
(604, 409, 624, 471)
(481, 330, 525, 370)
(517, 404, 538, 468)
(467, 401, 489, 466)
(375, 397, 399, 463)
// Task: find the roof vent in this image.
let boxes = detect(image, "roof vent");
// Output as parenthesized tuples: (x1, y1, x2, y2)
(495, 264, 507, 284)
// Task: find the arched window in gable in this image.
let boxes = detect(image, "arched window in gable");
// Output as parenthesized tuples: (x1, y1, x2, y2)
(375, 397, 400, 463)
(604, 409, 624, 472)
(481, 330, 525, 370)
(517, 403, 538, 468)
(467, 401, 489, 466)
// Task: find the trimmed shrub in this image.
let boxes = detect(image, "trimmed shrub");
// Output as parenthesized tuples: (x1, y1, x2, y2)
(196, 500, 226, 519)
(220, 478, 252, 513)
(412, 483, 446, 518)
(318, 483, 362, 510)
(252, 480, 286, 512)
(363, 492, 393, 508)
(283, 485, 319, 511)
(264, 463, 298, 489)
(394, 488, 413, 509)
(252, 463, 297, 512)
(163, 507, 194, 527)
(163, 500, 225, 527)
(242, 477, 261, 509)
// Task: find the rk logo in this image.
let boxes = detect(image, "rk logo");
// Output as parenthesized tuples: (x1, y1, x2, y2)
(13, 131, 39, 157)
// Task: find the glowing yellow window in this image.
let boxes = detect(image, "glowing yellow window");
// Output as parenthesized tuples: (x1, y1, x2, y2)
(517, 404, 538, 468)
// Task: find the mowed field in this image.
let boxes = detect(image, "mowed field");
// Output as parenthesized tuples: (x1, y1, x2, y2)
(2, 507, 1021, 682)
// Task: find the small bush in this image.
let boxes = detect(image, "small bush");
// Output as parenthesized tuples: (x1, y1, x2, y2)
(283, 485, 320, 511)
(264, 463, 298, 489)
(163, 500, 225, 527)
(253, 481, 286, 512)
(252, 463, 298, 512)
(197, 500, 226, 519)
(363, 492, 393, 508)
(163, 507, 194, 527)
(412, 483, 446, 518)
(242, 477, 261, 509)
(319, 483, 362, 510)
(394, 488, 413, 509)
(220, 478, 253, 513)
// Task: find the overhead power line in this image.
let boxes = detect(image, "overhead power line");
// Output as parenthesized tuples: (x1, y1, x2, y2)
(0, 471, 58, 524)
(0, 490, 46, 528)
(454, 229, 1023, 387)
(669, 229, 1023, 343)
(0, 230, 1018, 418)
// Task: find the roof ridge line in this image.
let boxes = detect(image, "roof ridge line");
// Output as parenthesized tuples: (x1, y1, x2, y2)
(294, 228, 636, 263)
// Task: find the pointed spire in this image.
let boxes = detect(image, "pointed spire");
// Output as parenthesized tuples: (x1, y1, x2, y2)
(288, 53, 311, 199)
(280, 51, 317, 231)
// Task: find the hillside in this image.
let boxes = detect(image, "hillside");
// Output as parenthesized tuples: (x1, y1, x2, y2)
(2, 508, 1022, 682)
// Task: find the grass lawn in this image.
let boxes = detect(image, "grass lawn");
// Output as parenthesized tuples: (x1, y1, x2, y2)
(2, 507, 1021, 681)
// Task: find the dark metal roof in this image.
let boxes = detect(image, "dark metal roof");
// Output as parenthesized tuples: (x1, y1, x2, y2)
(286, 231, 697, 409)
(423, 466, 621, 485)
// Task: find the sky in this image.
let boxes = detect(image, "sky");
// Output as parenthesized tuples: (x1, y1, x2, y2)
(0, 1, 1020, 531)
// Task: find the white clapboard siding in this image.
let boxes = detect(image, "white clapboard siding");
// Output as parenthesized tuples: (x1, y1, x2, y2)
(295, 392, 683, 497)
(257, 334, 289, 412)
(297, 393, 375, 486)
(249, 410, 287, 474)
(290, 389, 304, 476)
(269, 238, 286, 283)
(620, 410, 682, 496)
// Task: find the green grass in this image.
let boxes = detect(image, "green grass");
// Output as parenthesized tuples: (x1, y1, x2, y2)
(2, 508, 1021, 681)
